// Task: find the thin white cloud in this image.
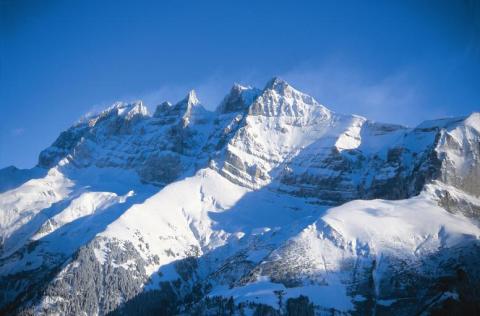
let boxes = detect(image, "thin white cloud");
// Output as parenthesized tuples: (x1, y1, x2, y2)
(10, 127, 25, 136)
(279, 60, 447, 127)
(75, 61, 448, 128)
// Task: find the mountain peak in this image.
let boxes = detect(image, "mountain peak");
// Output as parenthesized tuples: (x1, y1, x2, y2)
(232, 82, 248, 90)
(184, 90, 200, 107)
(248, 77, 329, 118)
(217, 84, 261, 114)
(116, 101, 149, 121)
(153, 101, 172, 117)
(264, 77, 291, 92)
(172, 90, 211, 127)
(99, 101, 149, 120)
(168, 90, 202, 118)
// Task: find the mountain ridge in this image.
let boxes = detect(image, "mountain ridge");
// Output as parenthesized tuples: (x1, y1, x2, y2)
(0, 78, 479, 315)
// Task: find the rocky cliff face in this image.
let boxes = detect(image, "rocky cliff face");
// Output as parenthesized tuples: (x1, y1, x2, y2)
(1, 78, 479, 315)
(37, 93, 213, 187)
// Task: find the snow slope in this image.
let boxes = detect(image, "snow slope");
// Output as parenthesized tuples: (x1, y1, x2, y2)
(206, 189, 480, 313)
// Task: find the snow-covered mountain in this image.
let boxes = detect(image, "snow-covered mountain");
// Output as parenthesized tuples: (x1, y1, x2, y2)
(1, 78, 479, 315)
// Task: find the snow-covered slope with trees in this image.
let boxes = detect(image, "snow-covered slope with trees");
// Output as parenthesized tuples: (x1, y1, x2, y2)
(0, 78, 479, 315)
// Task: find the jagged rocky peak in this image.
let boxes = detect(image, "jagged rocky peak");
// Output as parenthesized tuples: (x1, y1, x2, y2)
(217, 83, 261, 114)
(262, 77, 312, 100)
(37, 100, 151, 169)
(153, 101, 172, 117)
(102, 100, 149, 120)
(187, 89, 200, 105)
(249, 77, 330, 119)
(87, 101, 149, 134)
(120, 101, 149, 119)
(151, 90, 209, 127)
(177, 89, 200, 108)
(173, 90, 211, 127)
(170, 90, 199, 114)
(264, 76, 290, 91)
(73, 101, 149, 129)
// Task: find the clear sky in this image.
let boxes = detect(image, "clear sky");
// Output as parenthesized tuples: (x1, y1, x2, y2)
(1, 0, 479, 169)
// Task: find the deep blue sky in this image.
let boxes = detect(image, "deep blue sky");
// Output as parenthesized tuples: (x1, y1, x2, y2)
(1, 0, 479, 169)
